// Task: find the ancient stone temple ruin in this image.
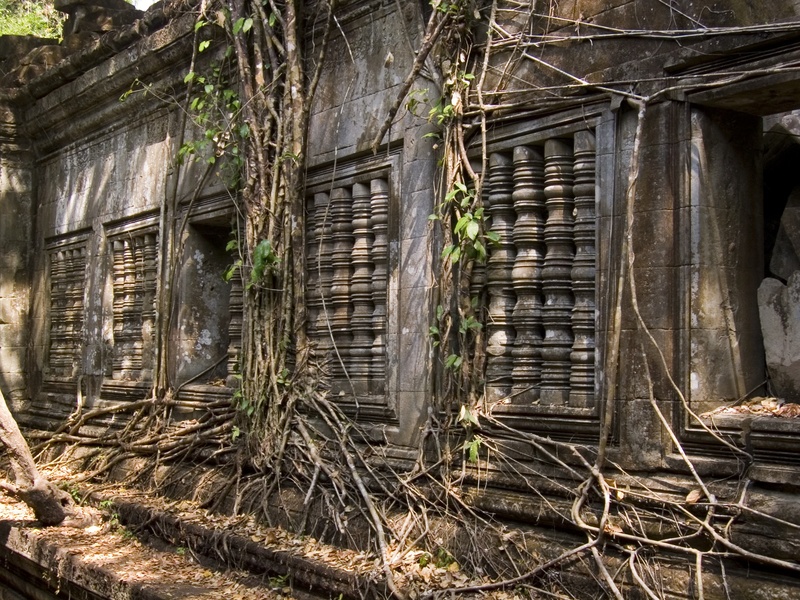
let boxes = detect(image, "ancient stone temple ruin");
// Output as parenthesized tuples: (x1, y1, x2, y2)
(1, 0, 800, 597)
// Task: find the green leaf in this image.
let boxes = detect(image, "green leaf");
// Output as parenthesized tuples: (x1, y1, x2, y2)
(249, 239, 279, 286)
(445, 354, 462, 370)
(225, 239, 239, 252)
(473, 239, 486, 261)
(184, 71, 196, 84)
(242, 17, 253, 33)
(454, 214, 470, 235)
(458, 405, 480, 427)
(223, 259, 242, 282)
(268, 12, 277, 27)
(198, 39, 211, 52)
(233, 17, 245, 34)
(466, 437, 482, 462)
(194, 19, 208, 31)
(465, 220, 480, 240)
(485, 230, 501, 244)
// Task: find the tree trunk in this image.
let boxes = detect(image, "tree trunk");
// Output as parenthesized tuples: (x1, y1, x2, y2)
(0, 388, 77, 526)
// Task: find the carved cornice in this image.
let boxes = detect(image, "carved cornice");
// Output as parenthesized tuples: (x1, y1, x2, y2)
(26, 12, 197, 157)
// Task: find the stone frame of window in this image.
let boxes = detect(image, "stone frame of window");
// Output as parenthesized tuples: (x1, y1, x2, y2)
(43, 231, 91, 386)
(670, 41, 800, 477)
(466, 102, 616, 445)
(304, 148, 403, 427)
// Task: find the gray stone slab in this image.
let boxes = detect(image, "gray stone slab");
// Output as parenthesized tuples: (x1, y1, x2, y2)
(758, 273, 800, 400)
(770, 187, 800, 280)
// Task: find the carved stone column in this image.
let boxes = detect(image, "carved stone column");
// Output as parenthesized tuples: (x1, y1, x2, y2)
(540, 139, 575, 405)
(49, 247, 85, 380)
(329, 187, 354, 384)
(570, 131, 596, 407)
(306, 195, 321, 346)
(511, 145, 546, 403)
(313, 192, 334, 377)
(370, 179, 389, 394)
(485, 152, 517, 398)
(140, 233, 158, 381)
(226, 274, 243, 386)
(350, 182, 375, 394)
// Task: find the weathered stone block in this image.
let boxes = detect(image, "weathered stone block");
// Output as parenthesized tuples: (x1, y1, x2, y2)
(770, 186, 800, 280)
(621, 266, 675, 330)
(616, 399, 665, 470)
(758, 273, 800, 400)
(617, 328, 675, 402)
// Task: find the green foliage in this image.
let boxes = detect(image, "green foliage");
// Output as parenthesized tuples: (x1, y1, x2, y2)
(232, 16, 253, 35)
(463, 435, 482, 463)
(428, 98, 456, 126)
(178, 54, 246, 188)
(458, 404, 479, 428)
(267, 574, 289, 589)
(249, 239, 279, 288)
(435, 181, 497, 267)
(61, 482, 82, 504)
(0, 0, 64, 38)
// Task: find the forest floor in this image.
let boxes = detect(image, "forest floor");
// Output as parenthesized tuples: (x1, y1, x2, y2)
(0, 473, 523, 599)
(0, 487, 294, 599)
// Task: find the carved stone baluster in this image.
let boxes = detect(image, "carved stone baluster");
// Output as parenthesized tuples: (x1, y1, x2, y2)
(141, 233, 158, 380)
(370, 179, 389, 394)
(511, 145, 546, 403)
(306, 195, 321, 348)
(314, 192, 334, 378)
(570, 131, 596, 407)
(226, 274, 243, 385)
(71, 246, 86, 367)
(485, 152, 516, 397)
(350, 183, 374, 394)
(541, 138, 575, 404)
(62, 252, 73, 375)
(122, 239, 137, 375)
(462, 177, 485, 368)
(49, 250, 68, 376)
(329, 187, 353, 385)
(131, 236, 145, 373)
(67, 248, 85, 377)
(112, 240, 125, 378)
(468, 173, 486, 365)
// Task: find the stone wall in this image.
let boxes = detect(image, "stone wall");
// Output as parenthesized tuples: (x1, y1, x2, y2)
(2, 0, 800, 596)
(0, 94, 33, 414)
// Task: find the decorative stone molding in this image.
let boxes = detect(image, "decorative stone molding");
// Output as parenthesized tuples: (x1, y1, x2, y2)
(109, 230, 158, 381)
(305, 174, 392, 417)
(46, 240, 88, 381)
(481, 130, 597, 410)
